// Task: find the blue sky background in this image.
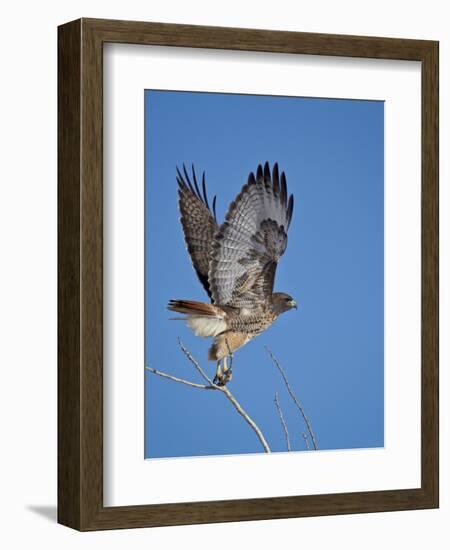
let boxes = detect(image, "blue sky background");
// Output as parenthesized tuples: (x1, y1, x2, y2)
(144, 90, 384, 459)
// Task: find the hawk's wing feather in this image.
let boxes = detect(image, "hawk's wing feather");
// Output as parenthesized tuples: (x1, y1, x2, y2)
(177, 165, 218, 299)
(209, 162, 294, 309)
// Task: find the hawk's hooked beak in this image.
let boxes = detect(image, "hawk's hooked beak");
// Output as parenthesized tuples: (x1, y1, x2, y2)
(289, 299, 298, 310)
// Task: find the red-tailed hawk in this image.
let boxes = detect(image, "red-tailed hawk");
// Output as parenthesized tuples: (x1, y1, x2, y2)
(168, 162, 296, 385)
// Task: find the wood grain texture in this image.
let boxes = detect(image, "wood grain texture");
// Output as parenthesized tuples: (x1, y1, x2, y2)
(57, 19, 81, 530)
(420, 41, 439, 506)
(58, 18, 439, 531)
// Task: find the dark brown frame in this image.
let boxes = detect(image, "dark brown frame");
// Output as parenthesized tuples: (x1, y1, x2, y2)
(58, 18, 439, 531)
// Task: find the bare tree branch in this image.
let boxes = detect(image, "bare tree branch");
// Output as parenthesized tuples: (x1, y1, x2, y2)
(274, 392, 291, 451)
(146, 342, 271, 453)
(265, 347, 318, 450)
(178, 338, 214, 385)
(145, 367, 211, 390)
(220, 385, 271, 453)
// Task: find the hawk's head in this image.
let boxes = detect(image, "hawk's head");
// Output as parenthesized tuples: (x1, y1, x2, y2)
(272, 292, 298, 315)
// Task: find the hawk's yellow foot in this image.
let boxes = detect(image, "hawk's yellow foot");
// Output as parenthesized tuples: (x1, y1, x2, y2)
(213, 356, 233, 386)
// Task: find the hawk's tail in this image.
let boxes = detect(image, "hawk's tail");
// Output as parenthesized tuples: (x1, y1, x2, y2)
(167, 299, 218, 316)
(167, 300, 227, 338)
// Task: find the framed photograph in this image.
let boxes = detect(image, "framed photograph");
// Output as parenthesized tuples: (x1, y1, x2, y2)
(58, 18, 439, 530)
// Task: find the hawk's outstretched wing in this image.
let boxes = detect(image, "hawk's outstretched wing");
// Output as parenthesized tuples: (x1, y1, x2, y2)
(177, 165, 218, 299)
(209, 162, 294, 309)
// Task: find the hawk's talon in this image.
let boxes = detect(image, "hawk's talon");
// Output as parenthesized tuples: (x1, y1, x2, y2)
(213, 359, 232, 386)
(223, 368, 233, 384)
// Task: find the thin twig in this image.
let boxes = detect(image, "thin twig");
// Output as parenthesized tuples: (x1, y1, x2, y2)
(145, 367, 211, 390)
(146, 343, 271, 453)
(302, 432, 310, 450)
(220, 386, 271, 453)
(178, 338, 214, 385)
(265, 347, 318, 450)
(274, 392, 291, 451)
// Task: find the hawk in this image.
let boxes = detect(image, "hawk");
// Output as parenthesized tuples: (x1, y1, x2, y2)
(168, 162, 297, 385)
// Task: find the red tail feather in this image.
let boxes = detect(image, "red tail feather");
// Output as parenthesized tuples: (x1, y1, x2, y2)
(167, 299, 218, 316)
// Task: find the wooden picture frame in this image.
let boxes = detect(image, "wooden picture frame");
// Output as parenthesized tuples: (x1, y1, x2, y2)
(58, 17, 439, 531)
